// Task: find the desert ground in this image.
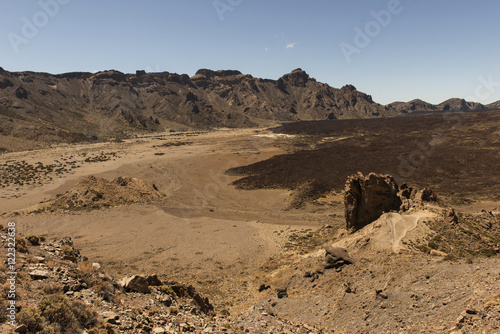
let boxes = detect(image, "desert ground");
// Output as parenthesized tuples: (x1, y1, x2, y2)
(0, 111, 499, 333)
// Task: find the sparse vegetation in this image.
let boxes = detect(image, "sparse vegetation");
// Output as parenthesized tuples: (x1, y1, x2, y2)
(16, 237, 28, 253)
(26, 234, 40, 245)
(37, 294, 98, 333)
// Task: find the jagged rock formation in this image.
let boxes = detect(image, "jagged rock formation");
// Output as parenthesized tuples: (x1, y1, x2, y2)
(344, 172, 436, 231)
(344, 173, 402, 231)
(0, 66, 397, 144)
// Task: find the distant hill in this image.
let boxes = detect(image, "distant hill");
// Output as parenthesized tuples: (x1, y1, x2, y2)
(388, 97, 486, 114)
(0, 66, 496, 145)
(487, 100, 500, 109)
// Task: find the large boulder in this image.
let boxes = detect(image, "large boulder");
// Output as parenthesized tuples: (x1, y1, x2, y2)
(119, 275, 150, 294)
(344, 172, 401, 231)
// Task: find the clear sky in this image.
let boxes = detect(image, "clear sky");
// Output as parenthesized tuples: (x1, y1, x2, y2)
(1, 0, 499, 105)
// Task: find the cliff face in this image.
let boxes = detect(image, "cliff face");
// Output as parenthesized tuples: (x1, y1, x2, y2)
(0, 67, 395, 142)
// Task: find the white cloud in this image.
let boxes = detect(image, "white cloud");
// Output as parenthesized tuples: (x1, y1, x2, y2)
(265, 47, 269, 52)
(286, 42, 298, 49)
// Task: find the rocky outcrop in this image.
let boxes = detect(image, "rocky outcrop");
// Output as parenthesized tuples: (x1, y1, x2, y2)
(398, 183, 437, 211)
(344, 173, 402, 231)
(0, 67, 398, 145)
(344, 173, 437, 231)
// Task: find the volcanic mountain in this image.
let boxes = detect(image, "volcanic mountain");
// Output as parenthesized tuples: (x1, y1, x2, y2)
(0, 66, 496, 146)
(0, 67, 396, 144)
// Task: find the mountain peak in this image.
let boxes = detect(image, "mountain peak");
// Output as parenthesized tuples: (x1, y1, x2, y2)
(280, 68, 311, 87)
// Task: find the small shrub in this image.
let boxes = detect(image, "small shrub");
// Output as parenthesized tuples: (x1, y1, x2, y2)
(77, 260, 93, 277)
(17, 307, 44, 333)
(148, 307, 160, 316)
(443, 254, 457, 261)
(38, 294, 98, 333)
(62, 245, 74, 256)
(88, 323, 116, 334)
(131, 308, 142, 315)
(0, 300, 7, 323)
(16, 237, 28, 253)
(427, 240, 439, 250)
(26, 234, 40, 245)
(159, 284, 175, 297)
(41, 282, 63, 295)
(40, 325, 61, 334)
(92, 281, 115, 302)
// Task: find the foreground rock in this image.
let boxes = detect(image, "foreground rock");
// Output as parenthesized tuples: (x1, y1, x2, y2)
(118, 275, 150, 294)
(324, 246, 354, 270)
(344, 173, 401, 231)
(344, 172, 437, 231)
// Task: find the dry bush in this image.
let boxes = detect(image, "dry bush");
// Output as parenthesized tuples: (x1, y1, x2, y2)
(37, 294, 98, 333)
(88, 323, 116, 334)
(159, 284, 176, 297)
(17, 307, 44, 333)
(92, 281, 115, 302)
(25, 234, 40, 245)
(0, 300, 7, 323)
(16, 237, 28, 253)
(41, 282, 64, 295)
(62, 245, 74, 256)
(77, 260, 93, 277)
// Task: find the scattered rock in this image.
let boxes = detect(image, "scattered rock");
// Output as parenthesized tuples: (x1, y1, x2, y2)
(146, 274, 163, 286)
(102, 311, 120, 324)
(258, 284, 271, 292)
(29, 269, 49, 280)
(444, 208, 459, 225)
(119, 275, 150, 294)
(276, 287, 288, 299)
(324, 246, 353, 270)
(430, 249, 448, 257)
(376, 289, 388, 299)
(15, 324, 27, 333)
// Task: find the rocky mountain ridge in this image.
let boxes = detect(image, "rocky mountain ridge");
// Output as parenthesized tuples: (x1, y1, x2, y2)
(1, 66, 498, 148)
(388, 97, 491, 114)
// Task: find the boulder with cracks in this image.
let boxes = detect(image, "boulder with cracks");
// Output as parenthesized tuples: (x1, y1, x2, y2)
(344, 172, 436, 231)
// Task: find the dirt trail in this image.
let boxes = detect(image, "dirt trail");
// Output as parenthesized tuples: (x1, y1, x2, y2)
(331, 210, 435, 255)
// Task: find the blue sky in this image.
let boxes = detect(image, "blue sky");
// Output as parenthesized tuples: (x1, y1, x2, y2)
(1, 0, 499, 105)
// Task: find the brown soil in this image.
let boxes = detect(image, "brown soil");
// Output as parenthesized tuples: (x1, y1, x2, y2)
(0, 116, 498, 333)
(20, 176, 164, 214)
(228, 110, 500, 203)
